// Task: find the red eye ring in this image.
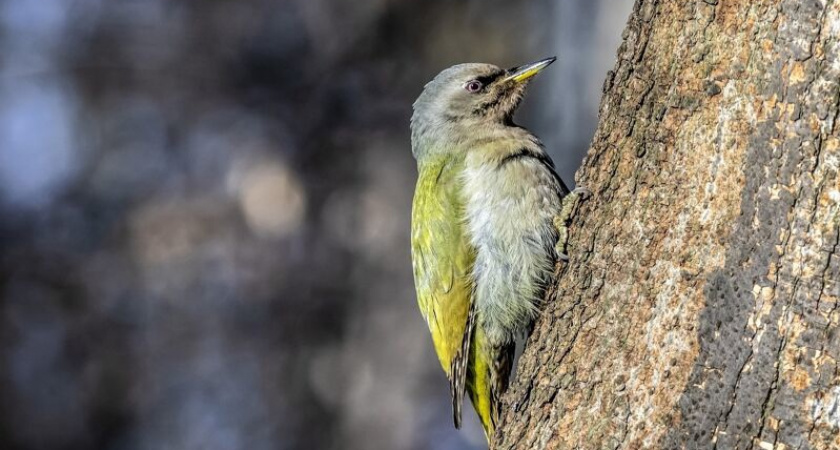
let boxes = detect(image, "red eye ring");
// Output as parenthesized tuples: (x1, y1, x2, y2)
(465, 80, 483, 93)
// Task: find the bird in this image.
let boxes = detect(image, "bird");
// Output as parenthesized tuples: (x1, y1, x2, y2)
(410, 56, 588, 442)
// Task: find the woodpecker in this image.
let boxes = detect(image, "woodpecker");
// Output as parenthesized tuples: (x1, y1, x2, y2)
(410, 57, 587, 440)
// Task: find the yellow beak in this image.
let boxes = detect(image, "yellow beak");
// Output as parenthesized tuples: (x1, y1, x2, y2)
(502, 57, 557, 83)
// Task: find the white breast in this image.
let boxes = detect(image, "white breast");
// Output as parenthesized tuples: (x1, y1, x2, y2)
(461, 155, 563, 346)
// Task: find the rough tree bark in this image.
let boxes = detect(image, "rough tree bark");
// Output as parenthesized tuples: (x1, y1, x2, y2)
(495, 1, 840, 449)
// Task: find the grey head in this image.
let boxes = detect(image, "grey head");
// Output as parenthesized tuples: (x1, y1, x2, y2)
(410, 57, 556, 159)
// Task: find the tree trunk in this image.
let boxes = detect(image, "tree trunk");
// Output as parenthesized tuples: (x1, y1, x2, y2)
(495, 1, 840, 449)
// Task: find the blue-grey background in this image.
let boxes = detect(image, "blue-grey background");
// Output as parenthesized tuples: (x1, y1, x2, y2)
(0, 1, 633, 449)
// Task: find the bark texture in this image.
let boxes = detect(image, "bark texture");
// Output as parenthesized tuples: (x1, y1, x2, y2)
(496, 1, 840, 448)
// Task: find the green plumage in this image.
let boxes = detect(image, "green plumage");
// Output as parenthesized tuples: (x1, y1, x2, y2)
(411, 154, 473, 372)
(411, 153, 496, 432)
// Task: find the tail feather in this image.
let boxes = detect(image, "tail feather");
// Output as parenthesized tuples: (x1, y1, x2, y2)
(490, 341, 515, 424)
(466, 325, 515, 441)
(449, 299, 476, 429)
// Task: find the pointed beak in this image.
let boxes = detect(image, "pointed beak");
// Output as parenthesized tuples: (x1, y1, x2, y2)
(501, 57, 557, 84)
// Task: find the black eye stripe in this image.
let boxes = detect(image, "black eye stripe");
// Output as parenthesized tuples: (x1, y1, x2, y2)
(475, 71, 505, 86)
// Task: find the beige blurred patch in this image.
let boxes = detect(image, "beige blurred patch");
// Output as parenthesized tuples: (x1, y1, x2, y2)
(235, 162, 306, 239)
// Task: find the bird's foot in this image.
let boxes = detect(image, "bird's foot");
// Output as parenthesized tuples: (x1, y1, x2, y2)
(554, 187, 591, 260)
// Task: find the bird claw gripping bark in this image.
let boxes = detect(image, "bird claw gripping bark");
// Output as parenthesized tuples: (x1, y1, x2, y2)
(554, 187, 591, 261)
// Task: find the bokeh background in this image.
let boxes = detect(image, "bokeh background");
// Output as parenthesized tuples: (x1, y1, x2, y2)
(0, 1, 633, 449)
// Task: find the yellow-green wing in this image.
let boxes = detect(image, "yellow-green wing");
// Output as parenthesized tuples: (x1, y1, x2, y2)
(411, 156, 475, 427)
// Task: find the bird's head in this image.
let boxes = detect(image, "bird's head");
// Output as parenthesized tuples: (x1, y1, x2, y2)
(411, 57, 555, 158)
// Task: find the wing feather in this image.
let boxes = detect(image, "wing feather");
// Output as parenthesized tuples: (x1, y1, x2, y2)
(411, 157, 475, 427)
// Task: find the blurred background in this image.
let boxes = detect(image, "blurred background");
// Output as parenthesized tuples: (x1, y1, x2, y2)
(0, 1, 633, 449)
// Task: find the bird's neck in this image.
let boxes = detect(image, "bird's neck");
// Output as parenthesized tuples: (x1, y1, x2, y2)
(412, 116, 536, 160)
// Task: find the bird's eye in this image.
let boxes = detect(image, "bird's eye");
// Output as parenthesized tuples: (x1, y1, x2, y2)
(465, 80, 483, 93)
